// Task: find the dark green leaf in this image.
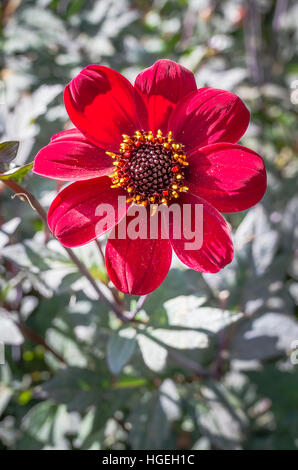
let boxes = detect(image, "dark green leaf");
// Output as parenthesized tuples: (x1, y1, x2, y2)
(0, 141, 19, 164)
(107, 329, 136, 375)
(42, 367, 102, 412)
(129, 392, 172, 450)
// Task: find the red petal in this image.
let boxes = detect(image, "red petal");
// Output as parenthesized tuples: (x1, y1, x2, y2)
(48, 176, 128, 247)
(33, 128, 113, 181)
(105, 207, 172, 295)
(135, 59, 196, 134)
(169, 87, 250, 151)
(168, 192, 233, 273)
(186, 143, 266, 212)
(64, 65, 148, 151)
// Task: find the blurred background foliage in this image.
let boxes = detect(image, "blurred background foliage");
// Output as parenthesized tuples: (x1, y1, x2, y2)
(0, 0, 298, 450)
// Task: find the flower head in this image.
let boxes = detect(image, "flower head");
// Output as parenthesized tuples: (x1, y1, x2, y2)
(34, 60, 266, 295)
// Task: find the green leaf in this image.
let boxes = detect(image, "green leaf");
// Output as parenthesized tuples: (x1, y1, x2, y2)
(160, 379, 181, 421)
(22, 401, 58, 444)
(0, 141, 19, 164)
(231, 312, 298, 361)
(0, 385, 13, 418)
(66, 0, 85, 17)
(42, 367, 102, 412)
(138, 301, 242, 364)
(144, 269, 207, 324)
(3, 238, 72, 272)
(113, 376, 148, 389)
(164, 297, 243, 337)
(196, 381, 246, 450)
(107, 328, 137, 375)
(128, 392, 172, 450)
(46, 328, 88, 367)
(137, 332, 168, 372)
(247, 365, 298, 450)
(22, 402, 81, 447)
(0, 308, 24, 345)
(0, 162, 33, 182)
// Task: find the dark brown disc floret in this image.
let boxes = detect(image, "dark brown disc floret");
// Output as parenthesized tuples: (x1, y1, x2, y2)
(107, 130, 189, 206)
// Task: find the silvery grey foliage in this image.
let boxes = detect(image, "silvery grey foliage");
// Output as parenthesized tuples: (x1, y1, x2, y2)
(0, 0, 297, 451)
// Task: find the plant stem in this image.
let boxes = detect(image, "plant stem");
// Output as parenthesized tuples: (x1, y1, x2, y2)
(95, 238, 125, 308)
(127, 294, 150, 320)
(2, 178, 48, 225)
(17, 321, 67, 365)
(2, 178, 128, 321)
(64, 246, 125, 321)
(168, 349, 215, 378)
(95, 239, 105, 264)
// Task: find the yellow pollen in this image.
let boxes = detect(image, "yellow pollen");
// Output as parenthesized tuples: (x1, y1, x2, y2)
(151, 204, 158, 216)
(172, 143, 180, 151)
(120, 143, 129, 150)
(106, 151, 117, 158)
(106, 130, 189, 206)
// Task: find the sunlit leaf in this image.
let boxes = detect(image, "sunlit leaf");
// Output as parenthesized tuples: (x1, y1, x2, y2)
(0, 309, 23, 345)
(0, 162, 33, 182)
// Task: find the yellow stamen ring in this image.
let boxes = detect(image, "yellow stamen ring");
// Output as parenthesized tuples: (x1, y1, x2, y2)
(106, 130, 189, 206)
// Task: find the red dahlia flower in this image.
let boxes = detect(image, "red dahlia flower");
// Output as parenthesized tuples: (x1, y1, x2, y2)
(33, 60, 266, 295)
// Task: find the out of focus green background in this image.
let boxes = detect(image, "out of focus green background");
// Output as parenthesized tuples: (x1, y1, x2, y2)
(0, 0, 298, 450)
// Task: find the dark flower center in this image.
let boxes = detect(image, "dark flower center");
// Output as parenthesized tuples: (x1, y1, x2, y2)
(107, 130, 189, 206)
